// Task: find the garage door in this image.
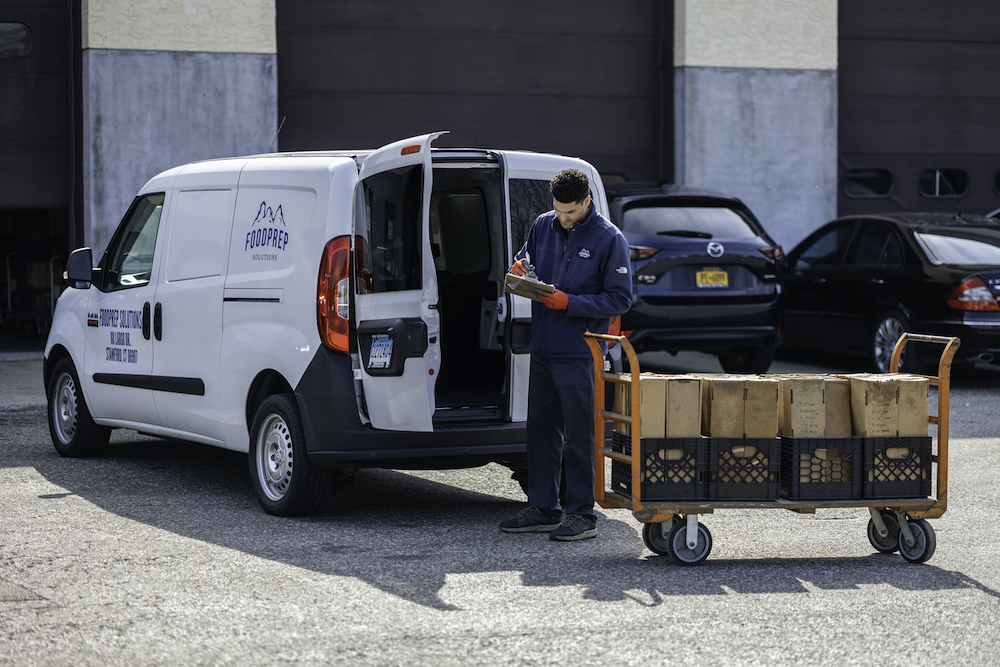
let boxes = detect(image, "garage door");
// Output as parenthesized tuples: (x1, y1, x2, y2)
(276, 1, 671, 182)
(839, 0, 1000, 216)
(0, 0, 70, 208)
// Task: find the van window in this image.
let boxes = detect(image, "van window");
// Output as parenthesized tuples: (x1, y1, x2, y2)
(358, 165, 423, 292)
(509, 179, 551, 259)
(99, 194, 164, 291)
(164, 190, 232, 281)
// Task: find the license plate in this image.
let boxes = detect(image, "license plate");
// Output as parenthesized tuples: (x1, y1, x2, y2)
(369, 334, 393, 369)
(696, 269, 728, 288)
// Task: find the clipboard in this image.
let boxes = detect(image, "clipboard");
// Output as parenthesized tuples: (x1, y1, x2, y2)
(504, 272, 555, 302)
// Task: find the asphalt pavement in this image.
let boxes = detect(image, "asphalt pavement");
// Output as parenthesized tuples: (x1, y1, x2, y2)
(2, 350, 999, 666)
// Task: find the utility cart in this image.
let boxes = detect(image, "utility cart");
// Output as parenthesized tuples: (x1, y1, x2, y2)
(584, 332, 960, 566)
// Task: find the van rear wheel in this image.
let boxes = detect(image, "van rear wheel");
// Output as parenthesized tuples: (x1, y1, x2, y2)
(249, 394, 329, 516)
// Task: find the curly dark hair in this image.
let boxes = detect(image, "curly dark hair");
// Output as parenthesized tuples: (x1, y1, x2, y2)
(549, 169, 590, 204)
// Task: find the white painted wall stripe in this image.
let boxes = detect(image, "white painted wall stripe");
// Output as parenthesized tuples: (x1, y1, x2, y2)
(82, 0, 276, 54)
(675, 0, 837, 70)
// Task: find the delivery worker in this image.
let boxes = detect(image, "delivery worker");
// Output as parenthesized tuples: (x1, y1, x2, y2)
(499, 168, 632, 541)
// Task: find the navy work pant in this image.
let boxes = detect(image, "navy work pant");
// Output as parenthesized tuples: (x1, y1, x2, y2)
(525, 353, 596, 522)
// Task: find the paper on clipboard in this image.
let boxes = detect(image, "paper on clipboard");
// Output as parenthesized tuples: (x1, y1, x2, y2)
(504, 272, 555, 302)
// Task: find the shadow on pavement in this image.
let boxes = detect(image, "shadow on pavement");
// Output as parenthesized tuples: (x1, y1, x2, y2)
(8, 401, 996, 611)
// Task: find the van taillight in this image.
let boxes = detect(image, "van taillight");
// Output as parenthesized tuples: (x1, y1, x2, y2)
(317, 236, 351, 354)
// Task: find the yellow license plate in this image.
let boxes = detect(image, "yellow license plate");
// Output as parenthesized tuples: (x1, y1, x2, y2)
(696, 269, 728, 288)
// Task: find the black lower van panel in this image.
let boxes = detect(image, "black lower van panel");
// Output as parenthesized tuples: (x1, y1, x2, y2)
(295, 347, 526, 470)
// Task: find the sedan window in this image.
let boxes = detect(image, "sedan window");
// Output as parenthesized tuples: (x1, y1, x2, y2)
(792, 223, 855, 269)
(847, 225, 902, 267)
(916, 232, 1000, 265)
(621, 206, 758, 240)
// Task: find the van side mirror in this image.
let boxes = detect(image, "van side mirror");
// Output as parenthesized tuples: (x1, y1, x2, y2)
(65, 248, 94, 286)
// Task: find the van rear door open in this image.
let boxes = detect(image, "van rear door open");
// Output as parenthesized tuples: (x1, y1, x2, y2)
(353, 133, 444, 432)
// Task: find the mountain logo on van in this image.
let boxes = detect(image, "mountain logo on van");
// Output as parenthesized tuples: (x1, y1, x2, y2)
(245, 201, 289, 261)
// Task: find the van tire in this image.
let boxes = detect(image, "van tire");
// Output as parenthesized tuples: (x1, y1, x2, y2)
(47, 357, 112, 457)
(249, 394, 329, 516)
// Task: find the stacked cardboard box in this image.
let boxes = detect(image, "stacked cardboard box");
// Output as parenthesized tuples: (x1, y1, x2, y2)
(846, 373, 929, 437)
(615, 373, 701, 438)
(775, 374, 852, 438)
(697, 374, 779, 438)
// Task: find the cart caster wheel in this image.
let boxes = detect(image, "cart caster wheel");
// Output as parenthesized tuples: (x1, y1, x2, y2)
(867, 510, 900, 554)
(642, 516, 682, 556)
(898, 519, 936, 564)
(668, 520, 712, 566)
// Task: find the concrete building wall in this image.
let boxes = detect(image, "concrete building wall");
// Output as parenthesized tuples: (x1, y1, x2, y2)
(674, 0, 838, 248)
(80, 0, 277, 256)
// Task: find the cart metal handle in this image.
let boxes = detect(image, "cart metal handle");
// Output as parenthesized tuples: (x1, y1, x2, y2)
(890, 332, 961, 520)
(584, 332, 670, 521)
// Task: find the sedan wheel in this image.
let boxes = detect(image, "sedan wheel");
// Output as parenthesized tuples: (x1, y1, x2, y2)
(870, 310, 909, 373)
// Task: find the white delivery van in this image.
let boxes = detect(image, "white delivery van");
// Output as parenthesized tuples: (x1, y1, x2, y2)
(43, 132, 611, 515)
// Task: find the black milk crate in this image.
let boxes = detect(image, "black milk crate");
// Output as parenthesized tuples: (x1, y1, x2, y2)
(864, 436, 933, 499)
(708, 438, 780, 500)
(779, 437, 864, 500)
(610, 431, 708, 501)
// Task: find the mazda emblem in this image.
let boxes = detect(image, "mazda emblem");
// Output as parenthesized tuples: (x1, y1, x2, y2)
(707, 242, 725, 258)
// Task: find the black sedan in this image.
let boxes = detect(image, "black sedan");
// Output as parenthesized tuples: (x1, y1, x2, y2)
(781, 212, 1000, 373)
(606, 182, 784, 373)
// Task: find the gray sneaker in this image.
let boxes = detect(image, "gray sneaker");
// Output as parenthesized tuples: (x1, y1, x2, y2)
(499, 506, 562, 533)
(550, 514, 597, 541)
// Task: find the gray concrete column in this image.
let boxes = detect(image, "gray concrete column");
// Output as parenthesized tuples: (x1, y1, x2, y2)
(674, 0, 838, 247)
(80, 0, 277, 256)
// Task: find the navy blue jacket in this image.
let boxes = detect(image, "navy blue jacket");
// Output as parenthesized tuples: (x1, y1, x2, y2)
(516, 202, 632, 359)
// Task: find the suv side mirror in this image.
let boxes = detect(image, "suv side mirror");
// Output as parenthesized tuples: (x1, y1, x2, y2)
(65, 248, 94, 286)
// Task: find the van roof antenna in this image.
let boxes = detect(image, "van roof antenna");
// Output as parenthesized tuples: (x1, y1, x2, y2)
(269, 116, 286, 153)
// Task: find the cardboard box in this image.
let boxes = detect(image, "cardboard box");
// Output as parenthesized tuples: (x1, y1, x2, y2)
(615, 373, 703, 438)
(745, 376, 780, 437)
(664, 375, 702, 438)
(849, 374, 898, 437)
(896, 374, 930, 437)
(700, 375, 745, 438)
(697, 375, 778, 438)
(614, 373, 666, 438)
(823, 376, 852, 438)
(779, 375, 825, 438)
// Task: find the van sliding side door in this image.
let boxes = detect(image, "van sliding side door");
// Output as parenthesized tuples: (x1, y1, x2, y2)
(352, 133, 444, 432)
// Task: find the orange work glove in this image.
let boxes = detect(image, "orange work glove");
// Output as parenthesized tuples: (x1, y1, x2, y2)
(537, 288, 569, 311)
(510, 258, 530, 276)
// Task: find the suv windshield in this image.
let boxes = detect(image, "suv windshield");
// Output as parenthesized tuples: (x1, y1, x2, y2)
(916, 232, 1000, 265)
(621, 205, 758, 240)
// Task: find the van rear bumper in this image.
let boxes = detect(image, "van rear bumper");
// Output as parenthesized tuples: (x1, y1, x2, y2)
(295, 347, 527, 470)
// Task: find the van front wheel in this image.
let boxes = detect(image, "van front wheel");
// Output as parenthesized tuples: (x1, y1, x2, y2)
(249, 394, 329, 516)
(47, 357, 111, 457)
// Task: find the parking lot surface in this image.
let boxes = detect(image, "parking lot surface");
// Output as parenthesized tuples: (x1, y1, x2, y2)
(2, 351, 999, 666)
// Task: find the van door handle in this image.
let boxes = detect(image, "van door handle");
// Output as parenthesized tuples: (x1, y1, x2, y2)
(153, 302, 162, 341)
(142, 302, 151, 340)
